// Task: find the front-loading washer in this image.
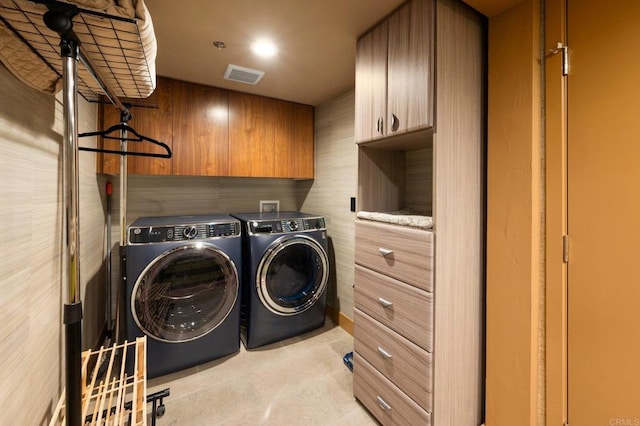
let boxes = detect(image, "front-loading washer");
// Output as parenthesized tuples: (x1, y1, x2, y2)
(231, 211, 329, 349)
(124, 214, 241, 378)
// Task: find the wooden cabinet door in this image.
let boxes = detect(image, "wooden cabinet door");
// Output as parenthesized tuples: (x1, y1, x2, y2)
(99, 76, 173, 175)
(387, 0, 434, 136)
(273, 99, 294, 178)
(274, 102, 315, 179)
(292, 103, 315, 178)
(355, 0, 433, 144)
(355, 20, 388, 143)
(172, 80, 229, 176)
(229, 92, 275, 177)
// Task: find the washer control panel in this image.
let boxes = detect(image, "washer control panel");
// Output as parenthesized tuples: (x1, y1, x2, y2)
(128, 221, 240, 244)
(248, 217, 326, 235)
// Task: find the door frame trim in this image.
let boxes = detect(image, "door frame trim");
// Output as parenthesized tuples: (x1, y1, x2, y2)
(544, 0, 568, 423)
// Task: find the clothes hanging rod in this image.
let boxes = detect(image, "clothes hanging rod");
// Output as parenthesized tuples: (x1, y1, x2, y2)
(78, 46, 129, 116)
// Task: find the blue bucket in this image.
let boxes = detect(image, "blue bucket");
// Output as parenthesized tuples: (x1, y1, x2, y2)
(343, 351, 353, 372)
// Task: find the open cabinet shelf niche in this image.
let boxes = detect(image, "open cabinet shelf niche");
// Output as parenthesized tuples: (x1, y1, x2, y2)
(357, 129, 433, 217)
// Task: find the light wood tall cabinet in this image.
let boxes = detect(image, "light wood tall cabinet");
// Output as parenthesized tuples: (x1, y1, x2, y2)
(352, 0, 485, 425)
(354, 0, 434, 144)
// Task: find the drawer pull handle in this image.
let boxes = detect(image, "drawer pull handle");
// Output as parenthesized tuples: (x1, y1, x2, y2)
(378, 248, 394, 256)
(378, 297, 393, 308)
(377, 395, 392, 411)
(377, 346, 393, 359)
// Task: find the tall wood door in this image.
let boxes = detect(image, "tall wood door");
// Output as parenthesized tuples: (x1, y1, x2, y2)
(568, 1, 640, 423)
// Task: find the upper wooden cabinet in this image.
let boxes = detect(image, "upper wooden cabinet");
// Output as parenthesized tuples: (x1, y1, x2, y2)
(275, 102, 315, 179)
(228, 92, 315, 179)
(98, 77, 314, 178)
(229, 92, 275, 177)
(387, 0, 434, 135)
(355, 0, 434, 144)
(354, 19, 388, 143)
(98, 76, 174, 175)
(172, 80, 229, 176)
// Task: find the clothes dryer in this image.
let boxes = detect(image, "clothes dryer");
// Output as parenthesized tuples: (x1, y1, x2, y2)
(232, 211, 329, 349)
(124, 214, 241, 378)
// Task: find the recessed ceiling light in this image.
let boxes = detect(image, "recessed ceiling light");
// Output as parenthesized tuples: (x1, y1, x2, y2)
(251, 39, 278, 58)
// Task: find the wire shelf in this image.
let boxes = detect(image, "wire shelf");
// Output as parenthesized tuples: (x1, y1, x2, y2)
(0, 0, 155, 101)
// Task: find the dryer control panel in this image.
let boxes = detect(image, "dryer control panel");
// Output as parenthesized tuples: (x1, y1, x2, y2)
(248, 217, 326, 235)
(128, 221, 240, 244)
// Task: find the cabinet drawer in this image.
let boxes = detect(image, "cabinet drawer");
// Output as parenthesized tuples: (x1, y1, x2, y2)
(354, 309, 432, 412)
(354, 265, 432, 351)
(355, 220, 434, 292)
(354, 352, 431, 426)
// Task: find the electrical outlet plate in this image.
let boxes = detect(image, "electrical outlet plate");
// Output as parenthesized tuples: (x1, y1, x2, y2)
(260, 200, 279, 213)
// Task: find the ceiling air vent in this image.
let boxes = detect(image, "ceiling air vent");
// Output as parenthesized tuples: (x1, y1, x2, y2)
(223, 64, 265, 85)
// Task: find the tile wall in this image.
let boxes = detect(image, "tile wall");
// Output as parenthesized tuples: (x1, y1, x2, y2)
(299, 90, 358, 319)
(0, 64, 105, 424)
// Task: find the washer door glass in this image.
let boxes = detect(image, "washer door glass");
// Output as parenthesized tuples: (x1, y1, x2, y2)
(132, 244, 238, 343)
(257, 235, 328, 316)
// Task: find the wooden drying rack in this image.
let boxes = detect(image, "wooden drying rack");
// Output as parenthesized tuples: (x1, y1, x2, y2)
(49, 338, 147, 426)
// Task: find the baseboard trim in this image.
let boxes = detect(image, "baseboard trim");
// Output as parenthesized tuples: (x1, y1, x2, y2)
(338, 312, 354, 336)
(326, 305, 354, 336)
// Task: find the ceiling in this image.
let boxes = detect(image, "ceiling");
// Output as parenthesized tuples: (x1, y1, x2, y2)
(463, 0, 522, 17)
(144, 0, 519, 107)
(145, 0, 405, 106)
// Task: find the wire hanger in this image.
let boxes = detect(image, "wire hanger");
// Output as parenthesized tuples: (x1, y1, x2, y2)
(78, 123, 172, 158)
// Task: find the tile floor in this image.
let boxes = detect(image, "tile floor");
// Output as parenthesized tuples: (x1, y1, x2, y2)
(147, 320, 377, 425)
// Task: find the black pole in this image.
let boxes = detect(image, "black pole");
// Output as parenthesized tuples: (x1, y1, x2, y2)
(63, 303, 83, 426)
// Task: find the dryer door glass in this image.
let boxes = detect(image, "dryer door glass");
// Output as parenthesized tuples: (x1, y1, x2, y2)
(258, 236, 329, 315)
(132, 244, 238, 343)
